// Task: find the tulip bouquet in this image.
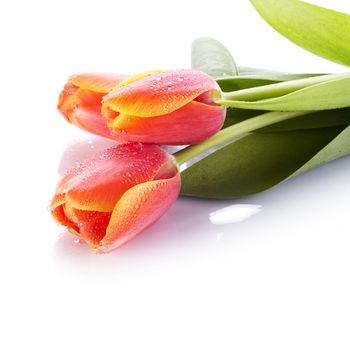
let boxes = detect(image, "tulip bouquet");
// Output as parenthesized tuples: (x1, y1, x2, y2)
(51, 0, 350, 252)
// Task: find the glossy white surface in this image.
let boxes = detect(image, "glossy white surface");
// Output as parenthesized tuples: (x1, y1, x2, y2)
(1, 0, 350, 349)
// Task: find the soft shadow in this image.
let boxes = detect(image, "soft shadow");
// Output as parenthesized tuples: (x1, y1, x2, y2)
(53, 195, 264, 269)
(53, 135, 350, 269)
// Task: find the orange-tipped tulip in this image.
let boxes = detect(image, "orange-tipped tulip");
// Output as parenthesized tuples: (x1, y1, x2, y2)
(50, 143, 180, 252)
(102, 69, 226, 145)
(58, 72, 128, 140)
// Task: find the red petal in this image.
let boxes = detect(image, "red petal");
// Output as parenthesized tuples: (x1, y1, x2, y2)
(58, 72, 128, 140)
(61, 143, 172, 212)
(50, 195, 81, 234)
(98, 173, 181, 251)
(103, 69, 220, 117)
(109, 101, 225, 145)
(58, 83, 120, 140)
(69, 72, 128, 93)
(63, 202, 111, 246)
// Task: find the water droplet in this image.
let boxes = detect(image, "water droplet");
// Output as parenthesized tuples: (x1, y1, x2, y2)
(74, 238, 81, 244)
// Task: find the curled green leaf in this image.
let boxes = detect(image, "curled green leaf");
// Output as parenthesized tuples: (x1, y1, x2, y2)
(250, 0, 350, 67)
(191, 37, 237, 78)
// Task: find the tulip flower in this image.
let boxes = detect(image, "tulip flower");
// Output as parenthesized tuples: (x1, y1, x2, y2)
(50, 142, 181, 252)
(102, 69, 226, 145)
(58, 72, 128, 140)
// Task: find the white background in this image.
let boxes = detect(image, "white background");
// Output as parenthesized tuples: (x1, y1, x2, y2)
(1, 0, 350, 349)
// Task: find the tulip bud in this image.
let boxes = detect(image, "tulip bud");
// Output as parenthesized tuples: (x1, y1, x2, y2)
(58, 73, 128, 140)
(50, 143, 180, 252)
(102, 69, 226, 145)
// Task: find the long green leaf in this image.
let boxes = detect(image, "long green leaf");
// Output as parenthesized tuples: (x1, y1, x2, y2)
(224, 108, 350, 132)
(191, 37, 237, 78)
(217, 73, 322, 92)
(181, 123, 350, 199)
(220, 74, 350, 111)
(250, 0, 350, 67)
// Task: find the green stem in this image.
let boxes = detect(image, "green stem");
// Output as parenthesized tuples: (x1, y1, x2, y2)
(174, 110, 310, 166)
(218, 73, 347, 103)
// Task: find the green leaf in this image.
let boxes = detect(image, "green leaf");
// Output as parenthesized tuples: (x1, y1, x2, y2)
(220, 73, 350, 111)
(257, 108, 350, 132)
(191, 37, 237, 78)
(250, 0, 350, 67)
(181, 124, 349, 199)
(224, 108, 350, 132)
(219, 74, 329, 130)
(217, 73, 322, 92)
(223, 108, 264, 129)
(237, 66, 285, 75)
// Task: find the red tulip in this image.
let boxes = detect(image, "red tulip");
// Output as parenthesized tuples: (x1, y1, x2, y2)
(58, 72, 128, 140)
(102, 69, 225, 145)
(50, 142, 180, 252)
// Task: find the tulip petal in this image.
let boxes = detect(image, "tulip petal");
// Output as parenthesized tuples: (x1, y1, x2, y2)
(63, 202, 111, 246)
(109, 101, 225, 145)
(51, 196, 73, 228)
(69, 73, 128, 93)
(64, 144, 171, 212)
(50, 194, 81, 235)
(58, 73, 129, 140)
(58, 83, 120, 140)
(51, 193, 111, 245)
(109, 69, 164, 91)
(103, 69, 219, 117)
(98, 173, 181, 251)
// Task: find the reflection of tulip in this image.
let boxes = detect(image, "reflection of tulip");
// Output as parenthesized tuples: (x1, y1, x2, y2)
(102, 69, 225, 145)
(51, 143, 180, 252)
(58, 73, 128, 140)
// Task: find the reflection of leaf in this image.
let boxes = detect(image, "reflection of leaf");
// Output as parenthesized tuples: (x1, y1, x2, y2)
(250, 0, 350, 67)
(220, 74, 350, 111)
(181, 124, 349, 199)
(191, 37, 237, 78)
